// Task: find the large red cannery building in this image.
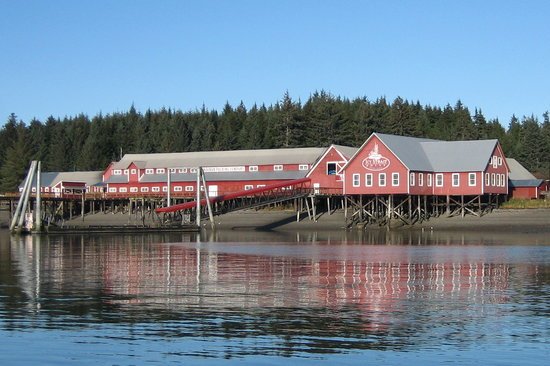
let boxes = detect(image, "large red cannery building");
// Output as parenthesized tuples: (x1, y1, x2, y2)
(342, 133, 509, 197)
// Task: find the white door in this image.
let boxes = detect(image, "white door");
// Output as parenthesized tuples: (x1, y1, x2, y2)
(313, 183, 320, 194)
(208, 185, 218, 197)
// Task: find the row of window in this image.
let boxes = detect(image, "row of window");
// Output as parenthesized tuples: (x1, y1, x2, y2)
(112, 164, 310, 176)
(352, 172, 507, 188)
(107, 184, 270, 193)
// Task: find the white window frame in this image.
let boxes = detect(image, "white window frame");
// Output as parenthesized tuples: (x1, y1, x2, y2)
(418, 173, 423, 186)
(365, 173, 373, 187)
(179, 168, 186, 173)
(190, 168, 198, 173)
(108, 187, 117, 193)
(299, 164, 309, 171)
(119, 187, 127, 193)
(152, 187, 160, 192)
(123, 169, 129, 175)
(156, 168, 165, 174)
(113, 169, 122, 175)
(492, 156, 498, 169)
(141, 187, 149, 193)
(452, 173, 460, 187)
(498, 157, 502, 166)
(145, 169, 154, 174)
(501, 174, 506, 187)
(436, 173, 444, 187)
(244, 185, 254, 190)
(469, 173, 476, 186)
(326, 162, 338, 175)
(379, 173, 386, 187)
(392, 172, 399, 187)
(249, 165, 258, 172)
(174, 186, 183, 192)
(485, 173, 490, 186)
(352, 173, 360, 187)
(131, 169, 137, 174)
(185, 186, 194, 192)
(169, 168, 176, 173)
(491, 173, 496, 186)
(410, 172, 415, 186)
(427, 174, 432, 187)
(273, 165, 283, 171)
(130, 187, 138, 193)
(162, 186, 168, 192)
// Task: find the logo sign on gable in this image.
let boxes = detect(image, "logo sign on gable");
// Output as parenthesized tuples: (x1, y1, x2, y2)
(361, 143, 390, 171)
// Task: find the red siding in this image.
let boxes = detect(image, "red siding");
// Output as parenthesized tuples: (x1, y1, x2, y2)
(484, 144, 509, 195)
(344, 136, 409, 195)
(307, 146, 347, 194)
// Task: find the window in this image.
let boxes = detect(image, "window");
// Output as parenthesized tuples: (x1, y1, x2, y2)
(274, 165, 283, 171)
(156, 168, 165, 174)
(123, 169, 129, 175)
(492, 156, 498, 169)
(365, 173, 373, 187)
(452, 173, 460, 187)
(491, 173, 496, 186)
(185, 186, 194, 192)
(469, 173, 476, 186)
(162, 186, 168, 192)
(352, 173, 360, 187)
(485, 173, 490, 186)
(244, 185, 254, 190)
(190, 168, 198, 173)
(108, 187, 117, 192)
(119, 187, 127, 193)
(141, 187, 149, 192)
(131, 169, 137, 174)
(379, 173, 386, 187)
(152, 187, 160, 192)
(45, 187, 50, 192)
(436, 174, 443, 187)
(145, 169, 154, 174)
(498, 157, 502, 166)
(130, 187, 138, 193)
(174, 186, 183, 192)
(501, 174, 506, 187)
(392, 172, 399, 186)
(427, 174, 432, 187)
(419, 173, 424, 186)
(179, 168, 186, 173)
(113, 169, 122, 175)
(327, 163, 337, 175)
(299, 164, 309, 171)
(410, 172, 415, 186)
(256, 185, 266, 188)
(249, 165, 258, 172)
(169, 168, 176, 173)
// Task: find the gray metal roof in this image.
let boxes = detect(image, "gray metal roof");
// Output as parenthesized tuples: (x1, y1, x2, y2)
(375, 133, 499, 172)
(21, 171, 103, 188)
(506, 158, 536, 180)
(422, 139, 498, 172)
(112, 147, 327, 170)
(509, 179, 544, 188)
(103, 175, 129, 184)
(375, 133, 435, 171)
(332, 145, 359, 159)
(140, 171, 307, 183)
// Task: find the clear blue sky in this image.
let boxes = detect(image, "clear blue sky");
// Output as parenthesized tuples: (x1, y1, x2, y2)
(1, 0, 549, 127)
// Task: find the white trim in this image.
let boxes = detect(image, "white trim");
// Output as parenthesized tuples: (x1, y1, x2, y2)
(468, 172, 476, 187)
(152, 187, 160, 192)
(379, 173, 386, 187)
(365, 173, 373, 187)
(452, 173, 460, 187)
(249, 165, 258, 172)
(352, 173, 360, 187)
(435, 173, 444, 187)
(141, 187, 149, 192)
(273, 165, 283, 171)
(130, 187, 138, 193)
(298, 164, 309, 171)
(307, 145, 349, 178)
(410, 172, 415, 186)
(185, 186, 194, 192)
(418, 173, 423, 187)
(392, 172, 399, 187)
(174, 186, 182, 192)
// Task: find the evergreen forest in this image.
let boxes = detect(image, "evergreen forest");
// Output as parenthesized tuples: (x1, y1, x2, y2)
(1, 91, 549, 192)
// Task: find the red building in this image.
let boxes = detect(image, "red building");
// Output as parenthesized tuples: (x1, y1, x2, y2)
(342, 133, 509, 197)
(506, 158, 547, 199)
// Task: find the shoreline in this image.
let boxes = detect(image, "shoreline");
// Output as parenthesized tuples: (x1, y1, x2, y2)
(2, 207, 549, 233)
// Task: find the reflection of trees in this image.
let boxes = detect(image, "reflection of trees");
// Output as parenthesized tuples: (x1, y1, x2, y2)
(1, 233, 545, 357)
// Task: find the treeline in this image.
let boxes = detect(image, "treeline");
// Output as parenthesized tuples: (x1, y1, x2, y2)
(0, 91, 549, 192)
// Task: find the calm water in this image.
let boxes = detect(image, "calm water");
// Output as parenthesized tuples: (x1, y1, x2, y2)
(0, 229, 548, 365)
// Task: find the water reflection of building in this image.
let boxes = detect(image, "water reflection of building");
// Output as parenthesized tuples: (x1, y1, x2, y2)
(9, 235, 513, 319)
